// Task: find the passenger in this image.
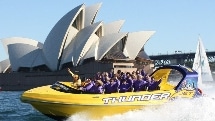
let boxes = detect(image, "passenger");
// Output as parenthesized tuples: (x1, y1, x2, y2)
(67, 68, 81, 87)
(148, 76, 161, 91)
(131, 74, 137, 80)
(142, 78, 149, 91)
(116, 69, 122, 75)
(140, 69, 146, 77)
(125, 72, 133, 90)
(143, 74, 150, 83)
(118, 79, 131, 93)
(133, 75, 144, 92)
(131, 71, 136, 75)
(79, 78, 94, 93)
(101, 72, 110, 84)
(116, 70, 124, 80)
(95, 72, 102, 80)
(131, 74, 137, 87)
(104, 79, 118, 94)
(120, 72, 126, 80)
(146, 76, 155, 90)
(143, 74, 151, 90)
(89, 80, 104, 94)
(136, 70, 140, 76)
(113, 74, 120, 88)
(90, 76, 97, 85)
(108, 68, 114, 78)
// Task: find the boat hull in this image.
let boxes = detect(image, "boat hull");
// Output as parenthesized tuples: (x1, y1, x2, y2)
(21, 82, 196, 120)
(28, 101, 144, 120)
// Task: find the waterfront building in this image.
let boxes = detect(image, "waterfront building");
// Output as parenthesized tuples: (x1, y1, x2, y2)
(0, 3, 155, 90)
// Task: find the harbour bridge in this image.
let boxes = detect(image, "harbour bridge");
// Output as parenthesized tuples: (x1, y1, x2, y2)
(149, 51, 215, 71)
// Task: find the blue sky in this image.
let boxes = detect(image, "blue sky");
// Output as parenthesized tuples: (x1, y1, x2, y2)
(1, 0, 215, 61)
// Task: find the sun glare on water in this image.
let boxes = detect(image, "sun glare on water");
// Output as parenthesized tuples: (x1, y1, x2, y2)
(66, 84, 215, 121)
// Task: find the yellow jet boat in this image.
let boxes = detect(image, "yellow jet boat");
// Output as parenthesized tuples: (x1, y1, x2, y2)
(21, 65, 202, 120)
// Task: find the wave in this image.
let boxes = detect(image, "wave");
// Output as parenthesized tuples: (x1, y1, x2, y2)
(66, 85, 215, 121)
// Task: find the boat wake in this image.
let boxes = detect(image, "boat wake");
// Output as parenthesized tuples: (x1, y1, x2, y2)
(66, 84, 215, 121)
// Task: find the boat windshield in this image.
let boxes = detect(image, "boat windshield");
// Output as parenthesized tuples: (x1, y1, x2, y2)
(51, 81, 82, 94)
(167, 69, 183, 86)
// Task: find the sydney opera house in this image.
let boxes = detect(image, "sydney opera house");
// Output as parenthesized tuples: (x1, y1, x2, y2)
(0, 3, 155, 90)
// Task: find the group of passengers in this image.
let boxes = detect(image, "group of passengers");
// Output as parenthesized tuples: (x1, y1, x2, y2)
(68, 68, 161, 94)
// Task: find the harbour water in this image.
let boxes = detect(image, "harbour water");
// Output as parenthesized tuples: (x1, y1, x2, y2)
(0, 91, 54, 121)
(1, 85, 215, 121)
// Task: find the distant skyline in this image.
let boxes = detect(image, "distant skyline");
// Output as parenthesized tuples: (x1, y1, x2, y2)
(1, 0, 215, 61)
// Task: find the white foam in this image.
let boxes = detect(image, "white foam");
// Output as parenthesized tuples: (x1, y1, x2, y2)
(66, 85, 215, 121)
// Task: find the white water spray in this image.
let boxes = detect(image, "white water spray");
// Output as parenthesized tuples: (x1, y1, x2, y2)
(66, 84, 215, 121)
